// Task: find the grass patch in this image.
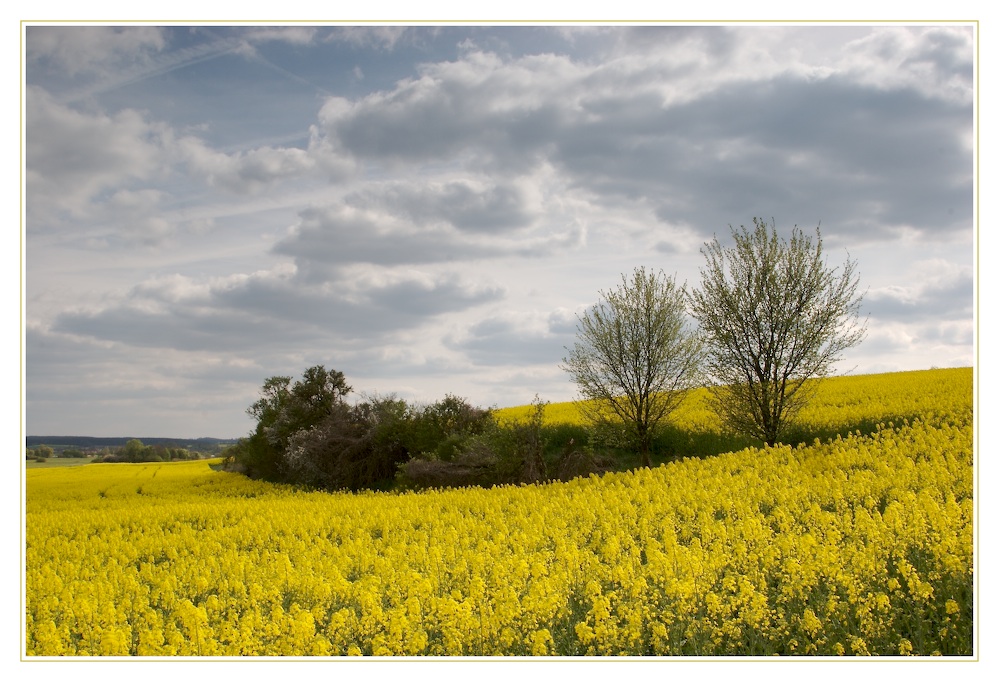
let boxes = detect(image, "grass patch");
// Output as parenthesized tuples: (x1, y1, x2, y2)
(25, 458, 95, 469)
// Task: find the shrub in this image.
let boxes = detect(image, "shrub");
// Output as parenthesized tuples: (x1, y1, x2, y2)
(283, 397, 414, 491)
(404, 395, 493, 461)
(398, 454, 503, 489)
(550, 448, 615, 482)
(399, 399, 539, 489)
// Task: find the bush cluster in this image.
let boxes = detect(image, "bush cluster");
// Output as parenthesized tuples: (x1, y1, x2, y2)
(238, 358, 944, 494)
(226, 367, 621, 492)
(26, 446, 54, 462)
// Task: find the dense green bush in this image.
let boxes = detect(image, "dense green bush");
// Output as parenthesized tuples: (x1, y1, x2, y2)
(398, 398, 618, 490)
(405, 394, 493, 460)
(281, 397, 409, 491)
(230, 366, 497, 491)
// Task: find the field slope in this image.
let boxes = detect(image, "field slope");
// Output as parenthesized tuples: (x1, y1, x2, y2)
(25, 368, 973, 656)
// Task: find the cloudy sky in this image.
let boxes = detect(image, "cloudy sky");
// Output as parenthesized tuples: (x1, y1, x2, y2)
(23, 23, 975, 438)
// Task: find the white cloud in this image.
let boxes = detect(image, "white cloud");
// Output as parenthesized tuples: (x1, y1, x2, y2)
(26, 324, 262, 437)
(324, 26, 413, 51)
(346, 177, 540, 233)
(244, 27, 319, 45)
(273, 197, 582, 283)
(26, 86, 168, 225)
(178, 137, 317, 194)
(26, 85, 348, 244)
(445, 308, 576, 367)
(865, 259, 973, 322)
(52, 262, 506, 356)
(838, 26, 974, 104)
(316, 49, 580, 168)
(314, 37, 970, 243)
(26, 25, 166, 77)
(103, 189, 174, 244)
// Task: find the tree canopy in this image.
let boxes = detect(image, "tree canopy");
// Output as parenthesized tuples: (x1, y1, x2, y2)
(239, 366, 352, 481)
(688, 218, 866, 446)
(561, 266, 704, 467)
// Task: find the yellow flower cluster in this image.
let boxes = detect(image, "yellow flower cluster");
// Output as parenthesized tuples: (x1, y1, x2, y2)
(25, 369, 973, 656)
(497, 367, 972, 436)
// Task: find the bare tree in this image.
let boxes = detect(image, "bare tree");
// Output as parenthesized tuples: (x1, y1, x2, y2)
(689, 218, 866, 446)
(561, 267, 704, 467)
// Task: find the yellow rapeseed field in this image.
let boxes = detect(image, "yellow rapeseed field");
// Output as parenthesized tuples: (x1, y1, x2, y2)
(496, 368, 971, 434)
(25, 368, 973, 656)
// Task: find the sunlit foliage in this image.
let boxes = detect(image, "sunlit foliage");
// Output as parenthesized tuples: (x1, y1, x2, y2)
(25, 368, 972, 656)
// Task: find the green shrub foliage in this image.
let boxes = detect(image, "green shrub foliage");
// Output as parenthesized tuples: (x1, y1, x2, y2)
(231, 367, 497, 491)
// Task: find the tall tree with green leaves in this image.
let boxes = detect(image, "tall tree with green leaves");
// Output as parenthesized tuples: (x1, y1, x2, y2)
(689, 218, 866, 446)
(238, 365, 352, 481)
(561, 266, 704, 467)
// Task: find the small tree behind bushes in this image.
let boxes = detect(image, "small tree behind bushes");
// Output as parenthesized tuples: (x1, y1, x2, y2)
(235, 366, 353, 481)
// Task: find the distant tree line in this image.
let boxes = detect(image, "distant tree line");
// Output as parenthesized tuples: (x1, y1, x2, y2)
(25, 446, 56, 462)
(94, 439, 205, 463)
(25, 435, 234, 451)
(25, 437, 231, 464)
(26, 445, 90, 462)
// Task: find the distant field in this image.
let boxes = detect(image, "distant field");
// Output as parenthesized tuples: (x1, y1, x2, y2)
(25, 368, 973, 656)
(25, 458, 94, 469)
